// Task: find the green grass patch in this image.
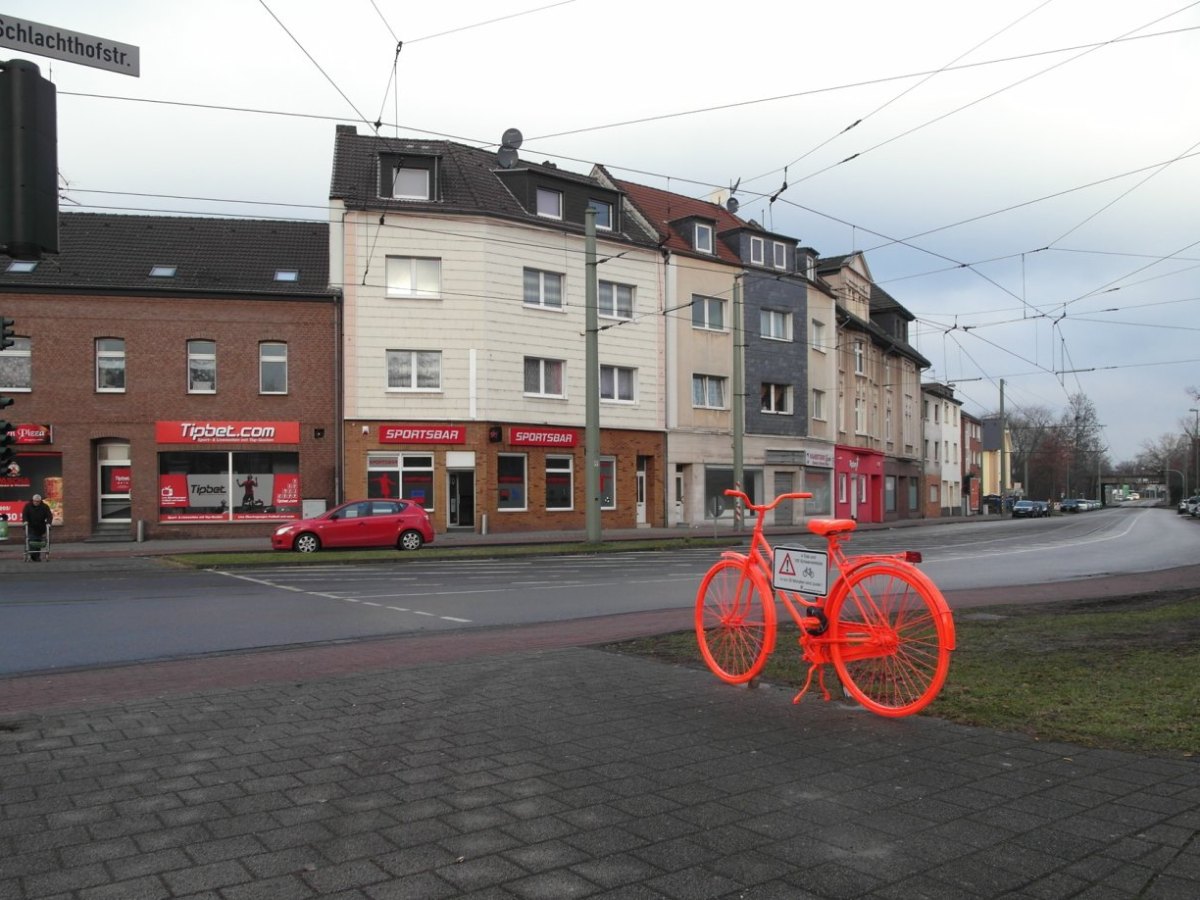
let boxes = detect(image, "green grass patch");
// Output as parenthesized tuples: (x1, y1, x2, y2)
(607, 591, 1200, 757)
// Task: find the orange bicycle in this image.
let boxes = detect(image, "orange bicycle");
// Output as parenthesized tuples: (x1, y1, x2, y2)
(695, 489, 956, 718)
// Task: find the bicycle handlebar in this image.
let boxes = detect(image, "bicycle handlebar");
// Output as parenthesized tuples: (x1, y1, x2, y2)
(723, 489, 813, 513)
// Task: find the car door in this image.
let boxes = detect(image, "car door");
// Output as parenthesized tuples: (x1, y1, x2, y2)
(367, 500, 404, 547)
(321, 501, 373, 548)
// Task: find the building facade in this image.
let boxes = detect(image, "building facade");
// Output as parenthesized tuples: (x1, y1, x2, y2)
(0, 214, 338, 541)
(922, 382, 964, 517)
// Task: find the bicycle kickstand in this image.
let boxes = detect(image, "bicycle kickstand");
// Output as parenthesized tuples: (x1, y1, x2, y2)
(792, 663, 832, 705)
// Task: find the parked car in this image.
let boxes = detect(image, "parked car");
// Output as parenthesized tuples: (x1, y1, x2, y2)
(1033, 500, 1050, 517)
(1012, 500, 1039, 518)
(1189, 496, 1200, 517)
(271, 499, 435, 552)
(1060, 498, 1081, 513)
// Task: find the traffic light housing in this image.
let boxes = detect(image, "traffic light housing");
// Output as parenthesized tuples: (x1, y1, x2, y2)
(0, 316, 14, 350)
(0, 402, 14, 467)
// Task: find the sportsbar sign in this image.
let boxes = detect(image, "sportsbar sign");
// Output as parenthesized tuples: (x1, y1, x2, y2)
(509, 427, 579, 447)
(156, 421, 301, 445)
(379, 424, 466, 444)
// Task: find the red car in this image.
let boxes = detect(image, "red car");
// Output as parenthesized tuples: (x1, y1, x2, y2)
(272, 499, 434, 553)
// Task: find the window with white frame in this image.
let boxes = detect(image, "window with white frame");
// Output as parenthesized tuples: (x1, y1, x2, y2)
(523, 268, 563, 309)
(600, 365, 636, 402)
(811, 388, 825, 420)
(497, 454, 527, 510)
(760, 309, 791, 341)
(545, 456, 573, 510)
(598, 281, 634, 319)
(750, 236, 764, 265)
(367, 453, 435, 509)
(386, 256, 441, 298)
(692, 374, 727, 409)
(96, 338, 125, 392)
(854, 397, 866, 433)
(260, 342, 287, 394)
(388, 165, 430, 200)
(853, 340, 865, 375)
(387, 350, 441, 390)
(811, 319, 826, 351)
(761, 383, 791, 414)
(536, 188, 563, 219)
(187, 340, 216, 393)
(772, 241, 786, 269)
(524, 357, 565, 397)
(694, 222, 714, 254)
(588, 199, 613, 230)
(0, 336, 31, 390)
(691, 294, 725, 330)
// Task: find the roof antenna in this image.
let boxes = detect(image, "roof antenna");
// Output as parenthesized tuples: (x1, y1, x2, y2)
(726, 177, 741, 214)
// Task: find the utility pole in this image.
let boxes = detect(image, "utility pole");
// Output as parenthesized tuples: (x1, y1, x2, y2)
(732, 275, 744, 530)
(999, 378, 1007, 496)
(584, 209, 601, 543)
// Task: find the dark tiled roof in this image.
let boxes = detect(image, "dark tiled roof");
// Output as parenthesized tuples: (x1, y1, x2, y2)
(1, 213, 331, 297)
(870, 283, 915, 320)
(608, 176, 746, 266)
(329, 127, 658, 245)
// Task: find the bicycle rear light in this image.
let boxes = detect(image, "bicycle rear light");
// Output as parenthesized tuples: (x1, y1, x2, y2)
(904, 550, 923, 563)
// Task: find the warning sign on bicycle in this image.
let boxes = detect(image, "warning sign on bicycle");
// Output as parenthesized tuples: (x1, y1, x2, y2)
(772, 546, 828, 597)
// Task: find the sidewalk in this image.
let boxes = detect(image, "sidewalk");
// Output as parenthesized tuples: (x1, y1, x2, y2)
(2, 521, 1198, 899)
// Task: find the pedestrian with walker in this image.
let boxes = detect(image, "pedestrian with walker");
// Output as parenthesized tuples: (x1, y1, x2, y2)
(22, 493, 53, 561)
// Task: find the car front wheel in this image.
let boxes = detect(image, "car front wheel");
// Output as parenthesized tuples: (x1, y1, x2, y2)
(294, 533, 321, 553)
(398, 530, 424, 551)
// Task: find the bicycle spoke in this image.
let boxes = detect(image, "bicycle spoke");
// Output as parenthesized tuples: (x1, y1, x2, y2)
(695, 558, 776, 684)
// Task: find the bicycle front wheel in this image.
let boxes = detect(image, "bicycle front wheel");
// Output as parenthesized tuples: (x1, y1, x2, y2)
(695, 557, 777, 684)
(827, 561, 952, 717)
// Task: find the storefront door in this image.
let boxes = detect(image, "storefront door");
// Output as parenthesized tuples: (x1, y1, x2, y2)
(97, 442, 132, 522)
(636, 457, 647, 525)
(448, 470, 474, 528)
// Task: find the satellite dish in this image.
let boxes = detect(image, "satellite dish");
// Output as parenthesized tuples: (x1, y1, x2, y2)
(726, 196, 740, 213)
(497, 146, 519, 169)
(501, 127, 523, 150)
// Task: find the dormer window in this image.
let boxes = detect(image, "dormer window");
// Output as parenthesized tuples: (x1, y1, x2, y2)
(750, 236, 764, 265)
(379, 154, 436, 200)
(694, 222, 714, 254)
(537, 188, 563, 220)
(588, 199, 613, 230)
(149, 265, 177, 278)
(772, 241, 786, 270)
(390, 166, 429, 200)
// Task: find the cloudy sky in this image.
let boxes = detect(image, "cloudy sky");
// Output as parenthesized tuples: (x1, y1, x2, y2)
(5, 0, 1198, 463)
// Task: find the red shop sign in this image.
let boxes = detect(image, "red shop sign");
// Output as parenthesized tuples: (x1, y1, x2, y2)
(7, 423, 53, 444)
(379, 424, 466, 444)
(155, 421, 300, 444)
(509, 427, 579, 447)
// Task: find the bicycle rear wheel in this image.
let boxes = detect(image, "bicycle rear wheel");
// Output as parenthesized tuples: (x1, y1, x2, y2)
(827, 561, 953, 717)
(695, 557, 777, 684)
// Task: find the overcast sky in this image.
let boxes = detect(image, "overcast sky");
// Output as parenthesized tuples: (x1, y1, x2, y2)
(5, 0, 1199, 464)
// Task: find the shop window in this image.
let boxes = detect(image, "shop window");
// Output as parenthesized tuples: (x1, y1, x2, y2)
(260, 342, 287, 394)
(497, 454, 527, 510)
(0, 336, 31, 390)
(187, 340, 216, 393)
(804, 469, 832, 516)
(885, 475, 897, 512)
(96, 338, 126, 392)
(599, 457, 616, 509)
(367, 453, 434, 509)
(157, 451, 300, 521)
(545, 455, 573, 510)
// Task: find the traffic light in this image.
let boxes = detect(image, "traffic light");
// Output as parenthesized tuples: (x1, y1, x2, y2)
(0, 316, 14, 350)
(0, 404, 14, 467)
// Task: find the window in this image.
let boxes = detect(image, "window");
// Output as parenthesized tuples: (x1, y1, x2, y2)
(854, 397, 865, 433)
(598, 281, 634, 319)
(389, 166, 430, 200)
(387, 350, 441, 390)
(497, 454, 527, 510)
(812, 319, 826, 351)
(760, 309, 791, 341)
(536, 188, 563, 219)
(187, 340, 216, 393)
(691, 295, 725, 330)
(588, 199, 613, 230)
(546, 456, 573, 510)
(95, 338, 126, 392)
(367, 453, 434, 508)
(600, 365, 636, 402)
(386, 256, 441, 298)
(5, 260, 37, 273)
(750, 236, 764, 265)
(599, 457, 616, 509)
(761, 383, 791, 414)
(260, 343, 288, 394)
(524, 357, 565, 397)
(0, 336, 31, 390)
(523, 268, 563, 309)
(811, 388, 825, 420)
(885, 476, 897, 512)
(694, 222, 714, 254)
(692, 374, 726, 409)
(149, 265, 177, 278)
(772, 241, 786, 269)
(158, 451, 301, 522)
(273, 270, 298, 282)
(853, 340, 865, 375)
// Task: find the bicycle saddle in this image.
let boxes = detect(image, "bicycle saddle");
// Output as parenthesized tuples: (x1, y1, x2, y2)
(806, 518, 857, 536)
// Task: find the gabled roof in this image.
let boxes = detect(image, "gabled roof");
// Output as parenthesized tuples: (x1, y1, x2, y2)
(1, 213, 331, 298)
(870, 283, 915, 321)
(604, 176, 746, 266)
(329, 127, 657, 244)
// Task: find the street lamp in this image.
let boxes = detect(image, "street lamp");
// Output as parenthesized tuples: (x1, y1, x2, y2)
(1191, 408, 1199, 498)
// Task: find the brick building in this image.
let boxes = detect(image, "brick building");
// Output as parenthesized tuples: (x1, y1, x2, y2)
(0, 214, 338, 542)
